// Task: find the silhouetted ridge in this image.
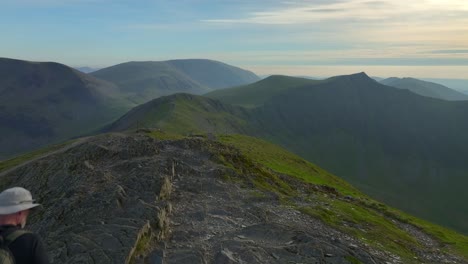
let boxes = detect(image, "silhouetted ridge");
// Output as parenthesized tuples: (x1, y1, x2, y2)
(380, 77, 468, 101)
(327, 72, 377, 84)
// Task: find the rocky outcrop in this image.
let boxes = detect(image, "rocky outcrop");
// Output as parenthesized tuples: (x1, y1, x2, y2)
(0, 132, 466, 263)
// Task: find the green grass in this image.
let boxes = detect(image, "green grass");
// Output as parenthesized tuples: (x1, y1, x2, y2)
(299, 197, 419, 261)
(218, 134, 362, 197)
(214, 134, 468, 261)
(0, 140, 75, 191)
(0, 140, 73, 173)
(129, 231, 152, 264)
(159, 95, 250, 135)
(213, 143, 296, 197)
(345, 255, 363, 264)
(147, 130, 185, 140)
(373, 203, 468, 258)
(216, 134, 422, 261)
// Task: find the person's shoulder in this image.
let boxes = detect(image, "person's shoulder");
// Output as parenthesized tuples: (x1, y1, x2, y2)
(11, 229, 42, 245)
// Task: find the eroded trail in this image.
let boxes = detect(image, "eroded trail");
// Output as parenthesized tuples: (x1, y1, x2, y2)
(162, 155, 387, 264)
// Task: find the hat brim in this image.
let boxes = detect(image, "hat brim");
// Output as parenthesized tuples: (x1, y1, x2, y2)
(0, 203, 41, 215)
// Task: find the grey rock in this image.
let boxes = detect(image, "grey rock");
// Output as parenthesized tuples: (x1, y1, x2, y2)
(0, 132, 465, 264)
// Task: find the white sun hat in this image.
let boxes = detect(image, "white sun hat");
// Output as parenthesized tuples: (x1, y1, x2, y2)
(0, 187, 41, 215)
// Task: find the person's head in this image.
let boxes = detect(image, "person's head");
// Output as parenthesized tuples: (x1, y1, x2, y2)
(0, 187, 40, 228)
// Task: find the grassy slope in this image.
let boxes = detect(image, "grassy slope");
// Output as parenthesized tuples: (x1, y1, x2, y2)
(219, 134, 468, 261)
(0, 141, 73, 173)
(207, 73, 468, 235)
(147, 132, 468, 261)
(104, 94, 253, 135)
(250, 75, 468, 234)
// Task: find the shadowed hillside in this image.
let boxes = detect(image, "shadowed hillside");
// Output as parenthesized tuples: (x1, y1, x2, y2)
(0, 58, 259, 160)
(0, 57, 131, 160)
(250, 73, 468, 233)
(0, 131, 467, 263)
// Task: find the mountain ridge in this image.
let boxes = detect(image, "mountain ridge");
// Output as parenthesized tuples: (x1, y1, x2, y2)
(106, 72, 468, 235)
(0, 57, 259, 160)
(0, 131, 466, 263)
(380, 77, 468, 101)
(91, 59, 260, 104)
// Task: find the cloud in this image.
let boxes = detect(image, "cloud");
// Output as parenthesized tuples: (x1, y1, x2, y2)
(431, 50, 468, 54)
(202, 0, 468, 25)
(247, 65, 468, 79)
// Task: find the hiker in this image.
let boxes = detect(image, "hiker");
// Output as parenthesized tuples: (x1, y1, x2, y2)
(0, 187, 49, 264)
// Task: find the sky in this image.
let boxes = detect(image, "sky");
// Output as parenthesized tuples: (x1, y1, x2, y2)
(1, 0, 468, 78)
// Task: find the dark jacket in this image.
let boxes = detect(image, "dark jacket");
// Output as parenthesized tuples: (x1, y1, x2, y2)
(0, 225, 49, 264)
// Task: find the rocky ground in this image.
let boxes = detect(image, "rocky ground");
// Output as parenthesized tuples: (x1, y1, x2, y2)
(0, 132, 466, 263)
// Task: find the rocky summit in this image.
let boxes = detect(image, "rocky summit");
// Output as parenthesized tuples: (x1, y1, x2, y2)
(0, 131, 466, 263)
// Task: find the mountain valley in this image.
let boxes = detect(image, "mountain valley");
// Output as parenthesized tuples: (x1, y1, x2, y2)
(2, 57, 468, 263)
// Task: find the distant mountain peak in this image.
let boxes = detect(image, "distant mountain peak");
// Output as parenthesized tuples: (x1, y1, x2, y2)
(346, 72, 371, 79)
(91, 59, 260, 105)
(328, 72, 376, 84)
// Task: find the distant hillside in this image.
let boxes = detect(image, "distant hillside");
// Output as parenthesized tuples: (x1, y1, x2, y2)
(206, 75, 320, 108)
(74, 66, 100, 73)
(380, 77, 468, 100)
(105, 73, 468, 234)
(422, 78, 468, 95)
(0, 57, 131, 159)
(1, 131, 467, 263)
(166, 59, 259, 89)
(250, 73, 468, 233)
(92, 59, 259, 104)
(103, 93, 253, 134)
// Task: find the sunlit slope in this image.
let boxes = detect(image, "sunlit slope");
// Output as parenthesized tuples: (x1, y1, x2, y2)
(103, 93, 253, 135)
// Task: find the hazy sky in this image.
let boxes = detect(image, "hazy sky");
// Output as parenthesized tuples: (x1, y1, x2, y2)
(1, 0, 468, 78)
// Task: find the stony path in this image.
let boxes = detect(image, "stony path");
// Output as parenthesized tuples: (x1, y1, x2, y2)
(160, 150, 398, 264)
(0, 132, 466, 264)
